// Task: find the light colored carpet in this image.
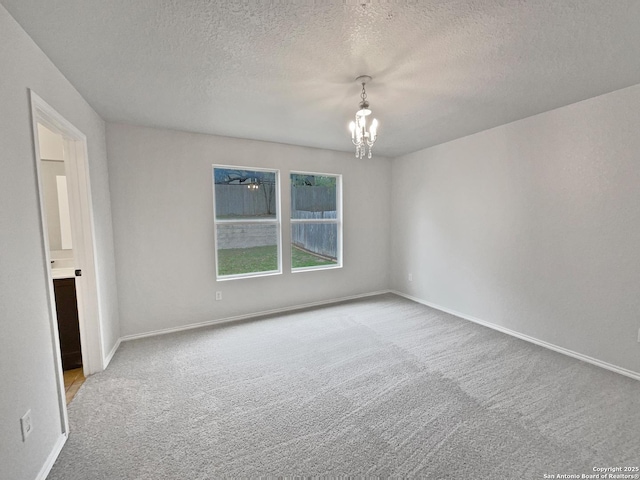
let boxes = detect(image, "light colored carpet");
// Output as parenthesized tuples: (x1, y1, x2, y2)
(48, 294, 640, 479)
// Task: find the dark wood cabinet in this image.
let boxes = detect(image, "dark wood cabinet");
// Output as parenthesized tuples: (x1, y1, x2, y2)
(53, 278, 82, 370)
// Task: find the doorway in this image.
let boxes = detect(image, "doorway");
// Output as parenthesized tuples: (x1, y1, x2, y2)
(30, 91, 104, 433)
(37, 123, 83, 374)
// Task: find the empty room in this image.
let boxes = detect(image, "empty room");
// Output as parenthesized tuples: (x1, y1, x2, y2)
(2, 1, 640, 479)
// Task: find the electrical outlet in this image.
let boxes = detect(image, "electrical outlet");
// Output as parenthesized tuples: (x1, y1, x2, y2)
(408, 273, 413, 282)
(215, 291, 222, 301)
(20, 410, 32, 442)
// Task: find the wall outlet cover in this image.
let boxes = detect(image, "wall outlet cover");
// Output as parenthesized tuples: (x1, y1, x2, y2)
(20, 410, 32, 442)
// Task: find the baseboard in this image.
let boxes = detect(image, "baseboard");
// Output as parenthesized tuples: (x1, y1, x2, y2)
(391, 290, 640, 382)
(103, 337, 122, 368)
(36, 433, 67, 480)
(121, 290, 392, 342)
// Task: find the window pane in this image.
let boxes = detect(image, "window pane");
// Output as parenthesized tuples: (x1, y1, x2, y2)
(216, 224, 279, 276)
(291, 174, 337, 219)
(214, 168, 277, 220)
(291, 223, 338, 269)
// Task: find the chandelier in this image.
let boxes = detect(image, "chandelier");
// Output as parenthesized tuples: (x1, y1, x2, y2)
(349, 75, 379, 159)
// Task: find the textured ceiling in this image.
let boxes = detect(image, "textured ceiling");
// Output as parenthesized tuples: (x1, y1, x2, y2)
(4, 0, 640, 157)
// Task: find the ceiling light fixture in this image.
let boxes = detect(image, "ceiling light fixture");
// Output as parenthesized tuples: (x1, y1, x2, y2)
(349, 75, 379, 159)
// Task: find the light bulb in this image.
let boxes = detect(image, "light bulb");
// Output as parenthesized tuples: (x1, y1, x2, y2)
(370, 118, 378, 138)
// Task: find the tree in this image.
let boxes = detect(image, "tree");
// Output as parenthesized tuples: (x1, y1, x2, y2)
(291, 174, 336, 187)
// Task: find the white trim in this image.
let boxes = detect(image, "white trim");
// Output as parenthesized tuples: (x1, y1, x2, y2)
(121, 290, 391, 342)
(392, 290, 640, 382)
(216, 269, 282, 282)
(292, 264, 342, 274)
(290, 171, 343, 271)
(290, 169, 341, 177)
(31, 91, 105, 378)
(290, 218, 339, 224)
(35, 433, 67, 480)
(103, 337, 122, 368)
(30, 95, 70, 438)
(215, 218, 279, 224)
(213, 165, 282, 280)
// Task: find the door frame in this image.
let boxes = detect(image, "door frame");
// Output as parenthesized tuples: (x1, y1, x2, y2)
(30, 90, 105, 434)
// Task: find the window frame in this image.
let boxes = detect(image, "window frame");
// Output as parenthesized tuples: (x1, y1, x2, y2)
(290, 170, 343, 273)
(213, 164, 282, 281)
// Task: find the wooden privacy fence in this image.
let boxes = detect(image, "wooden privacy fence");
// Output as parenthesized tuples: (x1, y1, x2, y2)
(291, 212, 338, 260)
(215, 184, 274, 217)
(291, 186, 338, 259)
(215, 185, 336, 216)
(291, 186, 336, 212)
(215, 185, 337, 258)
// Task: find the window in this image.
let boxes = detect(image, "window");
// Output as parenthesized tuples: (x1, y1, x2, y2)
(290, 172, 342, 271)
(213, 166, 281, 279)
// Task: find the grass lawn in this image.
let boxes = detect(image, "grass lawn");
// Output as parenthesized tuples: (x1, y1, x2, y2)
(217, 245, 278, 276)
(217, 245, 336, 275)
(291, 245, 336, 269)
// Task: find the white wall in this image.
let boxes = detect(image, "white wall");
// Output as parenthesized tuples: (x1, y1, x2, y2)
(37, 124, 73, 255)
(391, 83, 640, 376)
(107, 123, 391, 337)
(37, 123, 64, 161)
(0, 4, 120, 479)
(40, 159, 67, 252)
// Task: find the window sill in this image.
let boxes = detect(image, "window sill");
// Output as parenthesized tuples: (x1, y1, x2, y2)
(291, 264, 342, 274)
(216, 270, 282, 281)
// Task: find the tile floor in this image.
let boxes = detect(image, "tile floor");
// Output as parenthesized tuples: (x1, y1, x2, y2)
(63, 368, 85, 405)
